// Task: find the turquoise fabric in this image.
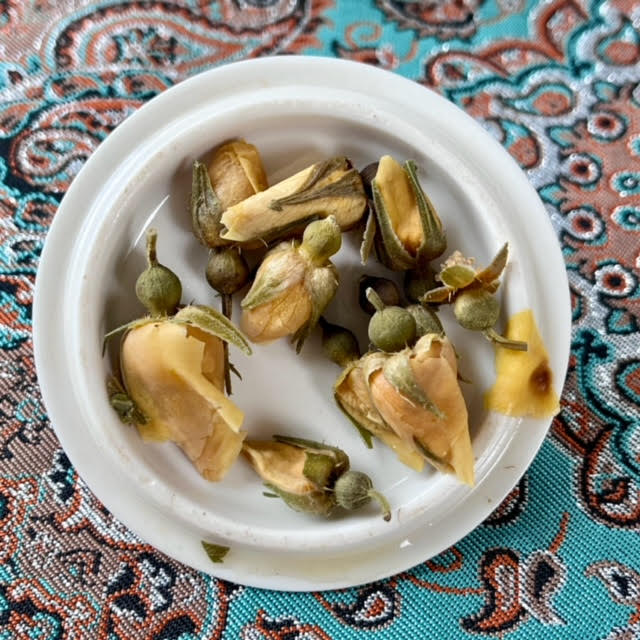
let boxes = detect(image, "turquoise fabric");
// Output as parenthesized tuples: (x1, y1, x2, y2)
(1, 1, 639, 637)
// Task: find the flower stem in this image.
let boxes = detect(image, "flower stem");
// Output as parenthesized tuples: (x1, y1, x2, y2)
(365, 287, 385, 313)
(368, 490, 391, 522)
(146, 228, 158, 266)
(222, 293, 233, 394)
(485, 328, 528, 351)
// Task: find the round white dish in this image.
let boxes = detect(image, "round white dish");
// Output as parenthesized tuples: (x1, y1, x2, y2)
(33, 56, 570, 591)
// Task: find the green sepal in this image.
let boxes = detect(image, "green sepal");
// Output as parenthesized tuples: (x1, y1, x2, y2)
(190, 161, 226, 248)
(269, 157, 357, 210)
(257, 214, 321, 246)
(107, 376, 147, 425)
(404, 160, 447, 261)
(440, 264, 476, 289)
(264, 483, 335, 517)
(303, 452, 338, 488)
(382, 351, 444, 419)
(273, 435, 350, 476)
(476, 242, 509, 284)
(484, 327, 528, 351)
(201, 541, 229, 564)
(360, 208, 377, 265)
(406, 304, 444, 338)
(293, 263, 339, 353)
(172, 304, 252, 355)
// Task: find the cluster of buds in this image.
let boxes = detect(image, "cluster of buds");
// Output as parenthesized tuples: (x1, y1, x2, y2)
(104, 141, 559, 546)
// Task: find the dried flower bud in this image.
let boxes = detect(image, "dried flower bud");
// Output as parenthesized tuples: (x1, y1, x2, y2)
(333, 355, 424, 468)
(208, 139, 268, 211)
(205, 247, 250, 296)
(243, 436, 390, 520)
(365, 156, 446, 270)
(319, 317, 360, 367)
(135, 228, 182, 317)
(423, 243, 509, 304)
(221, 156, 367, 245)
(358, 276, 401, 315)
(423, 243, 526, 350)
(406, 304, 444, 338)
(117, 305, 252, 482)
(366, 288, 416, 352)
(486, 309, 559, 417)
(242, 439, 336, 516)
(241, 217, 340, 352)
(365, 335, 475, 486)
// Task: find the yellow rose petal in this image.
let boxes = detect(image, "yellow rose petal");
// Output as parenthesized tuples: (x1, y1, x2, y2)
(485, 309, 560, 418)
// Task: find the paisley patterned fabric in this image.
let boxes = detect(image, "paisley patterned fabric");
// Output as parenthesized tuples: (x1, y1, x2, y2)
(1, 1, 639, 638)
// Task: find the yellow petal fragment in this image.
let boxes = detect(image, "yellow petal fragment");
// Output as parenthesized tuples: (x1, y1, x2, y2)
(242, 441, 316, 495)
(193, 414, 246, 482)
(485, 309, 560, 418)
(189, 325, 225, 390)
(375, 155, 423, 255)
(208, 139, 268, 210)
(121, 321, 245, 446)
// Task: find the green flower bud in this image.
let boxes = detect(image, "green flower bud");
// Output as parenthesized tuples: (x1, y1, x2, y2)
(453, 288, 500, 331)
(358, 276, 401, 315)
(406, 304, 444, 338)
(205, 247, 250, 296)
(300, 215, 342, 265)
(319, 317, 360, 367)
(367, 288, 416, 352)
(135, 228, 182, 317)
(334, 470, 391, 521)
